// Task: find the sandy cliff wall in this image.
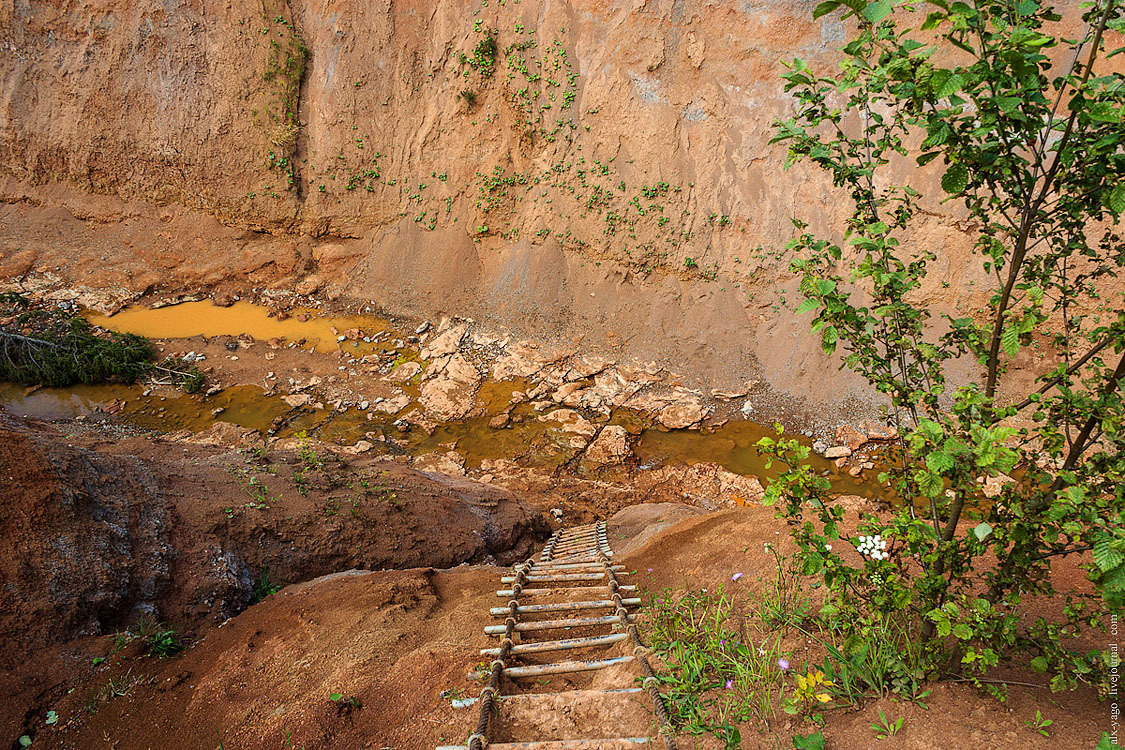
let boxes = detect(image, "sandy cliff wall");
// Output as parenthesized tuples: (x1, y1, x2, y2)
(0, 0, 999, 421)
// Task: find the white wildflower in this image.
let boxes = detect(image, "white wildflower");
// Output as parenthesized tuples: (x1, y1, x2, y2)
(856, 534, 889, 560)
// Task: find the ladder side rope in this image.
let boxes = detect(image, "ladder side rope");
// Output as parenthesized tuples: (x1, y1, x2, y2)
(468, 552, 535, 750)
(596, 524, 677, 750)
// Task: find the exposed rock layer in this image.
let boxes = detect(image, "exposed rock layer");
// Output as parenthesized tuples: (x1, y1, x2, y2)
(0, 0, 1017, 424)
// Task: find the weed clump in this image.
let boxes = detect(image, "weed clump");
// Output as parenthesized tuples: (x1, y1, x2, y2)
(0, 294, 202, 390)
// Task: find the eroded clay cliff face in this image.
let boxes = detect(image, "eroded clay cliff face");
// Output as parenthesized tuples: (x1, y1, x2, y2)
(0, 0, 1001, 420)
(0, 412, 549, 667)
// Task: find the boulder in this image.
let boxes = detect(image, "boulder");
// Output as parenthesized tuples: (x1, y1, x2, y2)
(861, 421, 900, 441)
(294, 274, 324, 295)
(659, 402, 707, 429)
(835, 424, 868, 452)
(584, 425, 631, 465)
(540, 409, 598, 449)
(626, 388, 710, 429)
(183, 421, 262, 450)
(492, 341, 549, 380)
(419, 354, 481, 421)
(981, 473, 1015, 498)
(420, 324, 467, 360)
(373, 393, 411, 415)
(413, 451, 466, 476)
(717, 469, 766, 505)
(824, 445, 852, 459)
(388, 361, 423, 383)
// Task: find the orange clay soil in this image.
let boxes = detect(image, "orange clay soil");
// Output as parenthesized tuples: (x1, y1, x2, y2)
(9, 502, 1110, 750)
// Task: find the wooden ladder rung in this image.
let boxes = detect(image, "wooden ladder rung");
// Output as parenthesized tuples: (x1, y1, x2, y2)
(449, 687, 643, 709)
(531, 562, 623, 572)
(484, 614, 633, 634)
(497, 585, 635, 597)
(480, 631, 628, 656)
(490, 598, 639, 616)
(501, 573, 605, 583)
(504, 654, 635, 678)
(436, 740, 651, 750)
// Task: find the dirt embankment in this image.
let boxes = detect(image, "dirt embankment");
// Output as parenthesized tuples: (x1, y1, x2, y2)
(0, 410, 549, 740)
(0, 0, 1025, 426)
(15, 504, 1108, 750)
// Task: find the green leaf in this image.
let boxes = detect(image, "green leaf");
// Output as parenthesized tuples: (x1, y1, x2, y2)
(813, 0, 842, 18)
(941, 163, 968, 194)
(1030, 655, 1049, 673)
(18, 737, 31, 748)
(919, 419, 944, 441)
(952, 623, 973, 640)
(921, 10, 945, 29)
(329, 693, 343, 701)
(1001, 324, 1019, 357)
(916, 151, 941, 166)
(973, 521, 993, 541)
(1097, 732, 1124, 750)
(1106, 182, 1125, 214)
(1102, 565, 1125, 597)
(1093, 540, 1124, 573)
(821, 325, 838, 352)
(994, 96, 1021, 114)
(795, 298, 820, 315)
(862, 0, 892, 22)
(792, 732, 827, 750)
(926, 451, 955, 473)
(936, 72, 965, 98)
(917, 470, 944, 498)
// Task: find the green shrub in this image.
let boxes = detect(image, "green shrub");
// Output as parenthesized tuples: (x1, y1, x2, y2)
(766, 0, 1125, 696)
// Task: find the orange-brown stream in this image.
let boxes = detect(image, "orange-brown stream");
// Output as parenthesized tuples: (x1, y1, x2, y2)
(2, 302, 884, 496)
(86, 301, 392, 354)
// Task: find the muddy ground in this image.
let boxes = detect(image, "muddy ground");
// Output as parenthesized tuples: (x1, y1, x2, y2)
(0, 294, 1114, 748)
(6, 503, 1109, 750)
(1, 0, 1119, 745)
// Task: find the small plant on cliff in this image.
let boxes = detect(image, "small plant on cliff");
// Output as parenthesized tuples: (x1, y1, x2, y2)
(764, 0, 1125, 697)
(136, 618, 184, 659)
(460, 28, 498, 78)
(251, 568, 282, 603)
